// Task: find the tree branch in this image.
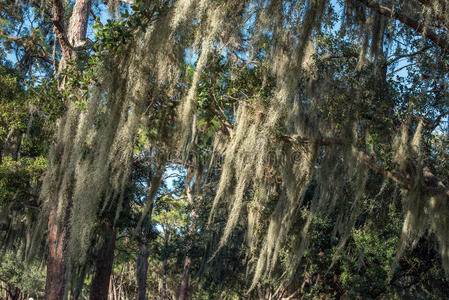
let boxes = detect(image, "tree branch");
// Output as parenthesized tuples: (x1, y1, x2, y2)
(0, 34, 57, 66)
(321, 52, 358, 60)
(282, 134, 449, 198)
(386, 46, 433, 66)
(51, 0, 73, 60)
(356, 0, 449, 53)
(0, 34, 19, 41)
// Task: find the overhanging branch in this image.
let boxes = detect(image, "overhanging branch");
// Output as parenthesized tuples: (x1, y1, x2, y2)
(357, 0, 449, 53)
(282, 134, 448, 198)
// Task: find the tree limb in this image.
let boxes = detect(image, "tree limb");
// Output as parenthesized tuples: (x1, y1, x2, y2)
(0, 34, 55, 66)
(386, 46, 433, 66)
(282, 134, 449, 198)
(356, 0, 449, 53)
(51, 0, 72, 60)
(321, 52, 358, 60)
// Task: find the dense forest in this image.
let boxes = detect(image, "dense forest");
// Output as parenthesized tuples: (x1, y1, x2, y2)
(0, 0, 448, 299)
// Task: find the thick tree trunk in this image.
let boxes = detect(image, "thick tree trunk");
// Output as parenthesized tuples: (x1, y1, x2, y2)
(45, 203, 70, 300)
(90, 221, 117, 300)
(136, 242, 149, 300)
(44, 0, 92, 298)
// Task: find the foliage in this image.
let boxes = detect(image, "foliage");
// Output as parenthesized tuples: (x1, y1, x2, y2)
(0, 249, 45, 298)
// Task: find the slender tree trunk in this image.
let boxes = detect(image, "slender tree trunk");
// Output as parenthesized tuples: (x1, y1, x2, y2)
(161, 231, 169, 300)
(161, 257, 168, 300)
(178, 254, 191, 300)
(257, 283, 265, 300)
(72, 263, 88, 300)
(118, 269, 124, 300)
(136, 242, 149, 300)
(109, 275, 117, 300)
(178, 168, 200, 300)
(2, 281, 7, 300)
(90, 221, 117, 300)
(11, 131, 22, 161)
(135, 164, 159, 300)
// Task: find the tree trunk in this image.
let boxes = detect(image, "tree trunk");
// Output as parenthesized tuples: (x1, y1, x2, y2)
(178, 168, 200, 300)
(2, 281, 7, 300)
(90, 221, 117, 300)
(178, 255, 191, 300)
(72, 263, 88, 300)
(257, 283, 265, 300)
(44, 0, 92, 298)
(161, 257, 168, 300)
(45, 202, 70, 300)
(108, 275, 116, 300)
(161, 231, 169, 300)
(135, 164, 159, 300)
(10, 130, 22, 161)
(136, 242, 149, 300)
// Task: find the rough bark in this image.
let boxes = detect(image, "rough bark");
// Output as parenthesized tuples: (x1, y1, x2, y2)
(67, 0, 92, 48)
(45, 1, 92, 298)
(90, 221, 117, 300)
(52, 0, 92, 69)
(51, 0, 72, 60)
(45, 203, 70, 300)
(136, 242, 150, 300)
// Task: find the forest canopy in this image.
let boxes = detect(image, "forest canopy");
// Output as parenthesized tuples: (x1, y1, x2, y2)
(0, 0, 448, 299)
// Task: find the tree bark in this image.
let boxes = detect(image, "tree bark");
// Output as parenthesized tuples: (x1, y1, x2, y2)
(44, 1, 92, 299)
(90, 221, 117, 300)
(136, 242, 150, 300)
(52, 0, 92, 70)
(178, 254, 191, 300)
(45, 204, 70, 300)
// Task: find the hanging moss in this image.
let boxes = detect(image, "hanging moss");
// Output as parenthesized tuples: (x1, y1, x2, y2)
(32, 0, 449, 289)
